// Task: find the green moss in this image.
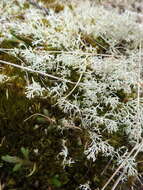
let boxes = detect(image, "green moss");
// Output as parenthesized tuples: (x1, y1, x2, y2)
(0, 83, 138, 189)
(0, 0, 142, 189)
(0, 79, 85, 189)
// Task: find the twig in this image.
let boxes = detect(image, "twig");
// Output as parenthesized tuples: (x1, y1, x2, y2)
(0, 48, 126, 57)
(101, 158, 112, 176)
(111, 140, 143, 190)
(111, 171, 125, 190)
(101, 143, 139, 190)
(24, 113, 56, 123)
(64, 73, 83, 99)
(27, 0, 49, 15)
(0, 60, 75, 84)
(136, 42, 142, 139)
(64, 123, 82, 131)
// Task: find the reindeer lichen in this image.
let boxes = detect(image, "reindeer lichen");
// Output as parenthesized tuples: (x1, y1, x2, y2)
(0, 0, 143, 190)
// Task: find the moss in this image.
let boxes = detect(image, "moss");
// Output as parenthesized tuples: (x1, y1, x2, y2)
(0, 39, 21, 49)
(0, 0, 143, 189)
(0, 81, 124, 190)
(80, 33, 110, 54)
(0, 79, 86, 189)
(39, 0, 64, 13)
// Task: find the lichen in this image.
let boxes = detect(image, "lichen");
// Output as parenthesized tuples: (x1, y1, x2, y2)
(0, 0, 143, 190)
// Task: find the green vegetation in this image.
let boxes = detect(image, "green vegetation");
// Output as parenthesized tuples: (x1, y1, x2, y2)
(0, 0, 143, 189)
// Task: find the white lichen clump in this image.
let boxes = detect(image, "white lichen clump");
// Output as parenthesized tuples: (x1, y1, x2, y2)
(0, 74, 9, 83)
(25, 78, 46, 99)
(0, 0, 143, 189)
(79, 182, 91, 190)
